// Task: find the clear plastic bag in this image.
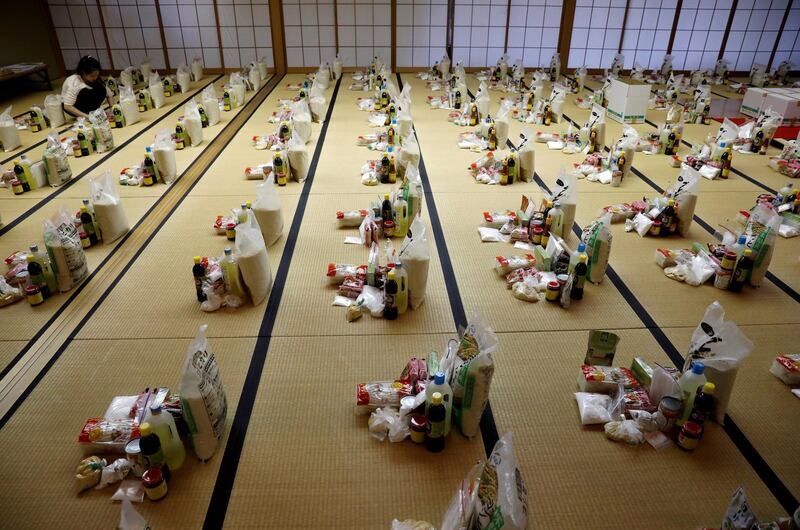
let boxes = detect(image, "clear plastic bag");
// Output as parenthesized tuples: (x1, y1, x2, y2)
(153, 128, 177, 183)
(397, 133, 420, 177)
(119, 86, 140, 126)
(476, 432, 528, 530)
(236, 210, 273, 304)
(43, 132, 72, 186)
(89, 171, 129, 243)
(253, 176, 284, 246)
(149, 72, 165, 109)
(44, 94, 66, 127)
(575, 392, 612, 425)
(202, 84, 220, 126)
(441, 462, 482, 530)
(183, 99, 204, 146)
(111, 480, 144, 503)
(43, 206, 88, 292)
(177, 64, 192, 94)
(291, 99, 312, 143)
(684, 301, 753, 423)
(118, 498, 149, 530)
(287, 132, 309, 182)
(0, 105, 21, 151)
(88, 108, 114, 153)
(399, 216, 430, 309)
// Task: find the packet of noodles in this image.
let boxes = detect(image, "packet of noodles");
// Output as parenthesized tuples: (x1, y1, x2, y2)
(327, 263, 366, 284)
(399, 357, 428, 388)
(505, 266, 540, 288)
(482, 211, 515, 228)
(494, 254, 536, 276)
(355, 381, 413, 414)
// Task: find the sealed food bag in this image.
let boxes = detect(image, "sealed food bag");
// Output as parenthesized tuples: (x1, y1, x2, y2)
(517, 131, 535, 182)
(229, 73, 246, 107)
(333, 53, 343, 79)
(153, 128, 177, 183)
(120, 66, 136, 88)
(253, 176, 284, 246)
(183, 100, 204, 147)
(475, 81, 490, 119)
(43, 206, 88, 292)
(684, 301, 753, 423)
(309, 79, 327, 121)
(316, 63, 330, 89)
(399, 215, 430, 309)
(495, 100, 512, 147)
(236, 210, 273, 304)
(88, 108, 114, 153)
(441, 462, 483, 530)
(180, 324, 228, 461)
(287, 132, 309, 182)
(397, 103, 413, 139)
(148, 72, 165, 109)
(249, 62, 262, 92)
(140, 57, 152, 81)
(445, 313, 498, 438)
(291, 99, 312, 143)
(257, 57, 269, 80)
(0, 105, 21, 152)
(581, 212, 612, 284)
(89, 171, 129, 243)
(476, 433, 528, 530)
(45, 94, 66, 127)
(744, 203, 781, 287)
(177, 64, 192, 93)
(191, 57, 204, 83)
(667, 165, 700, 237)
(119, 86, 140, 126)
(581, 104, 606, 150)
(202, 84, 220, 126)
(548, 166, 578, 237)
(43, 132, 72, 186)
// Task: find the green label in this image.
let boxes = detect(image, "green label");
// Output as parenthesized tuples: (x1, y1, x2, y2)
(429, 420, 444, 438)
(463, 373, 476, 408)
(485, 507, 505, 530)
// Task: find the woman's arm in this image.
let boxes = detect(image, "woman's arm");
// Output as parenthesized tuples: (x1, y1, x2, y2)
(63, 104, 88, 119)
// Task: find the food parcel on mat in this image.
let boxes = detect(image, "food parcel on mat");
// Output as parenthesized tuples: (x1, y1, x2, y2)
(89, 171, 130, 243)
(619, 165, 699, 238)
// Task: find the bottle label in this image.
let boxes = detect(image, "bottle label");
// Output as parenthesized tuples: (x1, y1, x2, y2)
(428, 419, 444, 438)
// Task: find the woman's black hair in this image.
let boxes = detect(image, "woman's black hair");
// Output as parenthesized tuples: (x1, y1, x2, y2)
(76, 55, 102, 76)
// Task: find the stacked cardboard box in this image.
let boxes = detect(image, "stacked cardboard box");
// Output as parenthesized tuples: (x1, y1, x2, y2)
(741, 87, 800, 125)
(606, 78, 650, 124)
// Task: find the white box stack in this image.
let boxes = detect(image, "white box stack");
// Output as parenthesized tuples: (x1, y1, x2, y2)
(741, 87, 800, 124)
(606, 78, 650, 124)
(740, 87, 767, 117)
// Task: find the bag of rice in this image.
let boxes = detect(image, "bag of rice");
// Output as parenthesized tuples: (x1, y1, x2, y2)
(183, 99, 204, 146)
(43, 132, 72, 186)
(517, 130, 535, 182)
(229, 73, 246, 107)
(176, 64, 192, 93)
(547, 166, 578, 237)
(291, 100, 312, 144)
(396, 133, 420, 178)
(476, 432, 528, 530)
(581, 212, 612, 284)
(397, 103, 413, 139)
(180, 324, 228, 461)
(495, 100, 512, 147)
(89, 171, 129, 243)
(287, 132, 309, 182)
(202, 84, 220, 126)
(743, 203, 781, 287)
(0, 105, 21, 152)
(236, 210, 273, 305)
(153, 128, 177, 183)
(149, 72, 165, 109)
(475, 81, 490, 119)
(667, 165, 700, 237)
(309, 79, 326, 121)
(88, 108, 114, 153)
(684, 301, 753, 423)
(43, 206, 88, 292)
(45, 95, 66, 127)
(248, 62, 262, 91)
(257, 57, 269, 80)
(119, 86, 140, 126)
(398, 215, 429, 310)
(252, 176, 284, 246)
(191, 57, 203, 83)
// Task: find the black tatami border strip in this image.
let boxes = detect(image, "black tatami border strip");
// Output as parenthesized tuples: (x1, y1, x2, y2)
(511, 125, 799, 514)
(0, 74, 250, 383)
(202, 77, 342, 530)
(400, 74, 500, 457)
(0, 74, 285, 431)
(0, 75, 224, 237)
(560, 110, 800, 304)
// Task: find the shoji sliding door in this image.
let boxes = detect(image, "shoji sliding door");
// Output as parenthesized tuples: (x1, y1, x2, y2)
(772, 2, 800, 68)
(50, 0, 113, 72)
(670, 0, 731, 71)
(337, 0, 392, 69)
(620, 0, 676, 70)
(284, 0, 336, 68)
(217, 0, 273, 70)
(452, 0, 508, 68)
(396, 0, 447, 69)
(506, 0, 563, 68)
(722, 0, 788, 72)
(568, 0, 625, 69)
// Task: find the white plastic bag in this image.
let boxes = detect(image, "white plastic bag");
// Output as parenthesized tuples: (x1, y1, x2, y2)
(89, 171, 129, 243)
(475, 81, 490, 119)
(43, 132, 71, 186)
(202, 84, 220, 126)
(177, 64, 192, 93)
(153, 128, 177, 183)
(397, 133, 420, 177)
(684, 301, 753, 423)
(517, 131, 535, 182)
(668, 165, 700, 237)
(287, 132, 309, 182)
(120, 66, 136, 88)
(237, 210, 273, 304)
(575, 392, 613, 425)
(148, 72, 165, 109)
(180, 325, 228, 460)
(441, 462, 483, 530)
(582, 212, 612, 283)
(43, 207, 88, 292)
(291, 99, 312, 143)
(183, 99, 204, 146)
(333, 54, 343, 79)
(119, 86, 140, 126)
(548, 166, 577, 237)
(257, 57, 269, 80)
(0, 105, 21, 151)
(315, 63, 330, 89)
(191, 57, 203, 83)
(118, 498, 149, 530)
(399, 215, 430, 309)
(88, 108, 114, 153)
(744, 203, 781, 287)
(252, 176, 284, 246)
(476, 433, 528, 530)
(309, 79, 326, 120)
(44, 95, 66, 127)
(495, 100, 512, 147)
(397, 103, 413, 139)
(249, 62, 262, 91)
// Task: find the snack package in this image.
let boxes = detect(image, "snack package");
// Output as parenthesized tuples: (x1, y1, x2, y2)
(578, 364, 639, 393)
(78, 418, 138, 455)
(494, 254, 536, 276)
(355, 381, 413, 414)
(770, 354, 800, 385)
(180, 325, 228, 460)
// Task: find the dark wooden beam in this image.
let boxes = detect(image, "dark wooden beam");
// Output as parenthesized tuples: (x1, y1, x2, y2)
(768, 0, 794, 70)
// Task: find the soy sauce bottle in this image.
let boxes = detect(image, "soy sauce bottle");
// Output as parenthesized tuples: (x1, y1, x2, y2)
(193, 255, 207, 302)
(384, 270, 398, 320)
(728, 249, 753, 292)
(139, 422, 171, 482)
(425, 392, 446, 453)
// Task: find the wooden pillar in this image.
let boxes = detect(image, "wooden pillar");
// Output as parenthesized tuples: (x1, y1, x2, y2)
(717, 0, 740, 61)
(558, 0, 576, 71)
(768, 0, 794, 70)
(270, 0, 287, 73)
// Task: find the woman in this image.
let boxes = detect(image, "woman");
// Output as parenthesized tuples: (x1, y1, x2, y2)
(61, 56, 115, 118)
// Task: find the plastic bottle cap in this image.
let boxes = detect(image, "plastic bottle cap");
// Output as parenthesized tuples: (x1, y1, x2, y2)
(193, 256, 201, 264)
(553, 201, 560, 208)
(691, 362, 705, 375)
(434, 372, 445, 385)
(140, 422, 152, 436)
(578, 243, 586, 252)
(579, 255, 587, 263)
(738, 235, 746, 244)
(395, 262, 402, 270)
(743, 249, 752, 257)
(149, 404, 162, 414)
(703, 382, 715, 394)
(224, 247, 232, 255)
(388, 270, 396, 279)
(668, 199, 675, 206)
(432, 392, 443, 405)
(384, 194, 390, 200)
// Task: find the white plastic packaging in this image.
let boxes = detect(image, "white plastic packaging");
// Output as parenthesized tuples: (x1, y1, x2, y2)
(202, 84, 220, 126)
(191, 57, 204, 83)
(177, 64, 192, 93)
(287, 132, 309, 182)
(149, 72, 165, 109)
(0, 105, 21, 151)
(236, 210, 273, 304)
(252, 177, 284, 246)
(89, 171, 130, 243)
(183, 100, 204, 146)
(43, 132, 72, 186)
(399, 215, 430, 309)
(153, 129, 177, 183)
(43, 207, 88, 292)
(44, 95, 66, 127)
(119, 86, 140, 126)
(291, 99, 312, 143)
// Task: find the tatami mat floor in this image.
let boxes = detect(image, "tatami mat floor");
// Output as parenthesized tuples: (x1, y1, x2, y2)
(0, 70, 797, 529)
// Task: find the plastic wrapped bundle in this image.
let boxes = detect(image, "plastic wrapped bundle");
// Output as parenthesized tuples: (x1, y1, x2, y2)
(149, 72, 165, 108)
(177, 64, 192, 93)
(45, 95, 66, 127)
(191, 57, 203, 83)
(183, 100, 204, 147)
(43, 132, 72, 186)
(43, 207, 88, 292)
(88, 109, 114, 153)
(119, 86, 140, 126)
(202, 85, 220, 126)
(153, 129, 177, 183)
(229, 73, 246, 107)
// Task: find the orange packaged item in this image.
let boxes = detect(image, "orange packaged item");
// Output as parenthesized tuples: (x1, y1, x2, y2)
(355, 381, 413, 414)
(578, 365, 639, 394)
(494, 254, 535, 276)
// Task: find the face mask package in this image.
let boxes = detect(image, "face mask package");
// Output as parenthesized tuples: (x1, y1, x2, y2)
(89, 171, 130, 243)
(180, 324, 228, 461)
(43, 206, 89, 292)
